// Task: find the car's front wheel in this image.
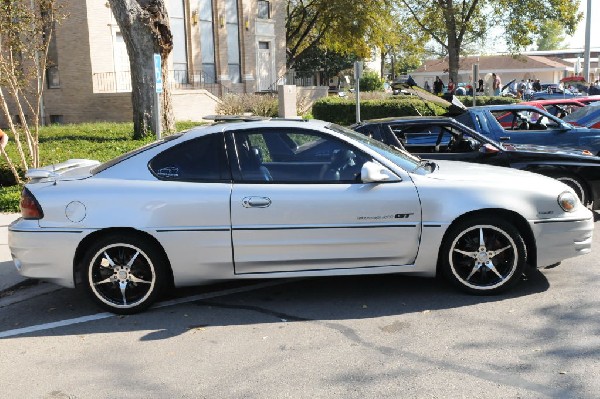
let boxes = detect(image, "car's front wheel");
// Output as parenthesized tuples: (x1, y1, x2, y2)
(82, 234, 169, 314)
(440, 217, 526, 294)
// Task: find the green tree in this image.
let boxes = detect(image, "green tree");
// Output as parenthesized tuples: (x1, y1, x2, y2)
(397, 0, 582, 83)
(536, 20, 567, 50)
(359, 70, 385, 91)
(286, 0, 397, 68)
(292, 48, 358, 84)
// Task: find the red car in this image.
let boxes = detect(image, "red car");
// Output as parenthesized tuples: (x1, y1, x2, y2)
(577, 95, 600, 106)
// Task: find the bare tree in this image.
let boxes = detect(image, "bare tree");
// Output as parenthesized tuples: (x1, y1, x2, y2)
(108, 0, 175, 139)
(0, 0, 66, 182)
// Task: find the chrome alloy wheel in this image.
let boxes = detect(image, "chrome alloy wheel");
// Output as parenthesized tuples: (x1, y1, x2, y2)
(88, 243, 156, 309)
(448, 224, 519, 291)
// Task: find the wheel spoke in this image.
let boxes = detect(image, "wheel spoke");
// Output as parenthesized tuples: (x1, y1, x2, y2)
(490, 245, 511, 257)
(129, 274, 152, 284)
(466, 263, 482, 280)
(94, 276, 114, 285)
(125, 250, 140, 268)
(102, 251, 116, 268)
(119, 281, 128, 305)
(485, 261, 504, 279)
(479, 227, 485, 248)
(453, 248, 478, 258)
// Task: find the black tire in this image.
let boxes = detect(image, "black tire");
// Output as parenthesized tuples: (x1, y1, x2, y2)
(440, 217, 526, 295)
(550, 173, 589, 207)
(82, 233, 169, 314)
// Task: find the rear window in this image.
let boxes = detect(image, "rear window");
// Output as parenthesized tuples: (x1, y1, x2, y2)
(90, 134, 183, 175)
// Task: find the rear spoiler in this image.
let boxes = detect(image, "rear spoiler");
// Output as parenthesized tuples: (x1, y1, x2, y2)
(26, 159, 100, 182)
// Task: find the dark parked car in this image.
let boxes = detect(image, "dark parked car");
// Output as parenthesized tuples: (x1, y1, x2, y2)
(352, 116, 600, 208)
(454, 104, 600, 155)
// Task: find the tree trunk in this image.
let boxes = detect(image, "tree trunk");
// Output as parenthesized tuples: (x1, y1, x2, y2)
(447, 37, 460, 84)
(108, 0, 173, 139)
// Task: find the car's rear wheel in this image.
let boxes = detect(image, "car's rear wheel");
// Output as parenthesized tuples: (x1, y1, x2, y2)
(440, 217, 526, 294)
(82, 234, 169, 314)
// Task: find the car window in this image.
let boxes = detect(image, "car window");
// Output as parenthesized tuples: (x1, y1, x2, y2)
(148, 133, 230, 181)
(91, 134, 183, 175)
(491, 110, 561, 131)
(232, 129, 370, 183)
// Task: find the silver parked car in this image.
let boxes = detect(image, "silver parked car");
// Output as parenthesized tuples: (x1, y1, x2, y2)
(9, 118, 594, 314)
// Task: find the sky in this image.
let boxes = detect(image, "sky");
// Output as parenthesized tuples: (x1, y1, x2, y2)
(565, 0, 600, 49)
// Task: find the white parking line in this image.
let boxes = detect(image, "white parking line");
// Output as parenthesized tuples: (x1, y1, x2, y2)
(0, 280, 291, 339)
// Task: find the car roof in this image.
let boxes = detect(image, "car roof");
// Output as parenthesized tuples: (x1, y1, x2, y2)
(522, 99, 585, 106)
(468, 104, 553, 112)
(359, 116, 455, 124)
(182, 118, 333, 138)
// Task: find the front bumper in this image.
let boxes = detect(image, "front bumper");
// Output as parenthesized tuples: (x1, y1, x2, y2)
(530, 214, 594, 267)
(8, 219, 87, 288)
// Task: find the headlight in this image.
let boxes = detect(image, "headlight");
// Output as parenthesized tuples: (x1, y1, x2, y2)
(558, 191, 578, 212)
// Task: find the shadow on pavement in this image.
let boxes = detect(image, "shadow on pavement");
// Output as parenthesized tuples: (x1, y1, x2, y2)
(0, 269, 550, 340)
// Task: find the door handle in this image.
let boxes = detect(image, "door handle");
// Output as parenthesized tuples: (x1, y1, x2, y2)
(499, 136, 510, 141)
(242, 196, 271, 208)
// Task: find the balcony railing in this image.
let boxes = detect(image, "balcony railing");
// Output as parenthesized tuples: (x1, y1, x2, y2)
(93, 70, 227, 97)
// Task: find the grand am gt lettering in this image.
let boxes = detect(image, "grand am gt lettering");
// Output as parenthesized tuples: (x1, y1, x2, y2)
(9, 117, 594, 314)
(357, 213, 414, 221)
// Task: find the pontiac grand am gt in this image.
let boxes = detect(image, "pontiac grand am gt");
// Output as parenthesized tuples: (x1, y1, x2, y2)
(9, 118, 594, 313)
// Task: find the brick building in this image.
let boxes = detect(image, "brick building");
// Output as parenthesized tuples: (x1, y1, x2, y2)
(0, 0, 286, 126)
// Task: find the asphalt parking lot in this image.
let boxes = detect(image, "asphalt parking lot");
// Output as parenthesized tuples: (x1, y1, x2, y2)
(0, 214, 599, 398)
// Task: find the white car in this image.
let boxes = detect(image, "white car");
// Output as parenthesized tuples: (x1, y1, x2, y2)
(9, 118, 594, 314)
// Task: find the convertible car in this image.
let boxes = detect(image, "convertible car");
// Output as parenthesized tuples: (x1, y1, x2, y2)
(9, 117, 594, 313)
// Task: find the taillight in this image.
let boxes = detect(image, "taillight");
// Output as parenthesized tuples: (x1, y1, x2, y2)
(20, 187, 44, 220)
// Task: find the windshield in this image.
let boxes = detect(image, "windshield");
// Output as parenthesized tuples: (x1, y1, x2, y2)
(91, 134, 183, 175)
(326, 123, 431, 174)
(563, 102, 600, 123)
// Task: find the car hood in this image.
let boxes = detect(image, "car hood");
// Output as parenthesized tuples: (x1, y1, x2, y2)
(502, 142, 595, 158)
(427, 160, 560, 187)
(26, 159, 100, 183)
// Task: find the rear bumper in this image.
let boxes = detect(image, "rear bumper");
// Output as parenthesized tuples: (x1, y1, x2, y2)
(530, 215, 594, 267)
(8, 219, 86, 288)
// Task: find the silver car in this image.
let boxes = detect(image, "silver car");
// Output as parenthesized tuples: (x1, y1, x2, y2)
(9, 118, 594, 314)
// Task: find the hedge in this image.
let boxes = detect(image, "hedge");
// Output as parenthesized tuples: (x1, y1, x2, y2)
(455, 96, 521, 106)
(312, 97, 447, 125)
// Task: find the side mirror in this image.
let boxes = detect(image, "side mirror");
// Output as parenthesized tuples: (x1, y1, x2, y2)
(361, 161, 399, 183)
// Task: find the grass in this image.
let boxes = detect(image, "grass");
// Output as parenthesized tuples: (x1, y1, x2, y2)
(0, 121, 204, 212)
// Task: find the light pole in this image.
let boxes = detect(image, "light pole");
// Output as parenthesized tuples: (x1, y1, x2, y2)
(583, 0, 592, 82)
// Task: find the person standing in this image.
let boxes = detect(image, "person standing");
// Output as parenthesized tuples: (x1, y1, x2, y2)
(492, 73, 502, 96)
(0, 128, 8, 151)
(532, 79, 541, 92)
(447, 78, 455, 94)
(433, 76, 444, 95)
(424, 80, 431, 93)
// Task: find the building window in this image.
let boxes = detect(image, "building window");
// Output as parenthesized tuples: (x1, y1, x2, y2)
(198, 0, 216, 83)
(49, 115, 64, 125)
(167, 0, 188, 83)
(46, 20, 60, 88)
(47, 66, 60, 88)
(225, 0, 241, 83)
(258, 1, 270, 19)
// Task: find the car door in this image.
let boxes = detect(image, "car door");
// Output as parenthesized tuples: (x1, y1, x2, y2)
(227, 127, 422, 274)
(488, 109, 575, 147)
(391, 123, 511, 167)
(146, 133, 234, 278)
